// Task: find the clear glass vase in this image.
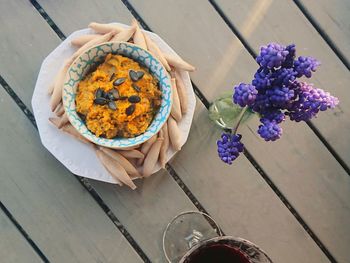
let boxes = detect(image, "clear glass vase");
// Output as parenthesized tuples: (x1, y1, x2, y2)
(209, 92, 253, 130)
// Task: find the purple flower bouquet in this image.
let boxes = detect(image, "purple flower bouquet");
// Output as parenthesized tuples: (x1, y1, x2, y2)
(213, 43, 339, 165)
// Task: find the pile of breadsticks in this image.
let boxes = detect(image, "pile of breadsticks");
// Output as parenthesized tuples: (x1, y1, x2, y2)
(48, 19, 195, 189)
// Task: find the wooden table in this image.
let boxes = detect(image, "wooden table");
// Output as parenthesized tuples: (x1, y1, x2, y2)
(0, 0, 349, 262)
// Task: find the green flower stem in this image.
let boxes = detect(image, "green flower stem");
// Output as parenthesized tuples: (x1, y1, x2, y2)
(232, 106, 249, 135)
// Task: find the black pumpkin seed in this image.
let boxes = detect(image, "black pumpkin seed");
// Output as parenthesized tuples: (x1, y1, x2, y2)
(136, 71, 144, 79)
(128, 95, 141, 103)
(109, 73, 115, 81)
(126, 104, 135, 115)
(108, 101, 117, 110)
(132, 83, 141, 92)
(109, 89, 119, 100)
(95, 88, 103, 98)
(107, 93, 115, 100)
(102, 90, 109, 99)
(129, 70, 139, 82)
(113, 77, 126, 86)
(94, 97, 108, 105)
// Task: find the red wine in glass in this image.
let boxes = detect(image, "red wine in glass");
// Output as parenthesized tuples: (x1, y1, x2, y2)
(184, 243, 251, 263)
(163, 212, 272, 262)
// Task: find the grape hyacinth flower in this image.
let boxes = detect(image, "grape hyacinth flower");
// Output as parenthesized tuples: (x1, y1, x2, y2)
(252, 67, 272, 90)
(217, 133, 244, 165)
(251, 93, 271, 112)
(256, 43, 289, 69)
(282, 44, 296, 68)
(261, 109, 285, 124)
(288, 82, 339, 122)
(294, 56, 320, 78)
(233, 83, 258, 107)
(266, 86, 295, 108)
(258, 119, 282, 141)
(272, 68, 297, 86)
(215, 42, 339, 165)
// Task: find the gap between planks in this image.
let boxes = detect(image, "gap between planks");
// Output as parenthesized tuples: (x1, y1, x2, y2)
(122, 0, 339, 262)
(23, 1, 337, 262)
(0, 201, 49, 263)
(30, 0, 223, 241)
(0, 75, 150, 263)
(293, 0, 350, 70)
(208, 0, 350, 176)
(6, 1, 212, 261)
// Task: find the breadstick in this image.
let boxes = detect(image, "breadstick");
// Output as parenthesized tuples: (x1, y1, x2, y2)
(164, 53, 195, 71)
(119, 149, 144, 159)
(96, 149, 136, 189)
(110, 25, 136, 42)
(141, 135, 157, 155)
(73, 31, 116, 59)
(175, 70, 188, 114)
(71, 34, 100, 47)
(88, 22, 123, 34)
(49, 117, 61, 128)
(170, 77, 182, 121)
(50, 59, 72, 112)
(159, 123, 169, 168)
(48, 82, 55, 95)
(168, 116, 182, 151)
(143, 138, 163, 177)
(131, 19, 147, 49)
(137, 135, 157, 165)
(49, 117, 89, 144)
(143, 32, 171, 71)
(61, 124, 90, 144)
(99, 147, 141, 178)
(57, 113, 69, 129)
(54, 102, 65, 117)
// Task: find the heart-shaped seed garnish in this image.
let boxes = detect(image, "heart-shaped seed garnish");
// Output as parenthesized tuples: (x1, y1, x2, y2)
(129, 70, 139, 82)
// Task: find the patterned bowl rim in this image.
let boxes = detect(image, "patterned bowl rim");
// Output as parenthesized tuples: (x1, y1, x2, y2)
(62, 41, 172, 149)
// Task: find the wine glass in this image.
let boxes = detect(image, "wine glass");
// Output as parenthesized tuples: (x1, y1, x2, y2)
(162, 211, 273, 263)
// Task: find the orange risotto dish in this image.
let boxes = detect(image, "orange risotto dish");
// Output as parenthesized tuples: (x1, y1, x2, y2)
(76, 54, 162, 138)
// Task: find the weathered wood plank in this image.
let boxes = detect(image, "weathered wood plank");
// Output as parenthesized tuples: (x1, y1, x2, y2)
(298, 0, 350, 65)
(172, 99, 329, 263)
(128, 0, 350, 262)
(36, 2, 329, 263)
(0, 1, 143, 262)
(91, 173, 198, 262)
(9, 1, 199, 262)
(0, 1, 62, 110)
(215, 0, 350, 168)
(37, 0, 133, 35)
(0, 87, 142, 263)
(0, 209, 42, 263)
(213, 1, 350, 261)
(42, 2, 332, 261)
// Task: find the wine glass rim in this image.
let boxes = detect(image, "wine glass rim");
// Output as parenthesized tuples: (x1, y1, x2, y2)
(162, 211, 223, 263)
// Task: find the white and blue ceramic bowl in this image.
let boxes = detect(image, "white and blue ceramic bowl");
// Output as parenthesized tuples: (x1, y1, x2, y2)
(62, 41, 172, 149)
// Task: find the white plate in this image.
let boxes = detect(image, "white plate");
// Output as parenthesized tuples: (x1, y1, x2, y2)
(32, 23, 196, 184)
